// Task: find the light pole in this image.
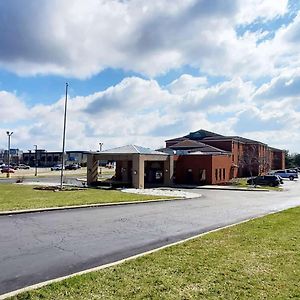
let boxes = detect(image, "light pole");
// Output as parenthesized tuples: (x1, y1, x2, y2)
(99, 142, 103, 175)
(6, 131, 13, 178)
(34, 145, 38, 176)
(60, 83, 68, 190)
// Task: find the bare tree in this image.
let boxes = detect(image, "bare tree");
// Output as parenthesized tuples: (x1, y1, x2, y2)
(239, 144, 271, 184)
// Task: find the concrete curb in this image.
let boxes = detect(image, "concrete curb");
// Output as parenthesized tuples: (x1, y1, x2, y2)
(0, 196, 190, 216)
(175, 185, 270, 192)
(0, 208, 289, 300)
(195, 187, 270, 192)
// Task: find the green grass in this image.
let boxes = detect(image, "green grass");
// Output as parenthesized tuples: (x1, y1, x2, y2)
(10, 206, 300, 299)
(0, 184, 172, 211)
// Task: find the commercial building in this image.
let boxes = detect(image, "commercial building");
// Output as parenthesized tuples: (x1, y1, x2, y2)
(165, 129, 286, 181)
(2, 149, 23, 165)
(22, 150, 88, 167)
(86, 130, 286, 189)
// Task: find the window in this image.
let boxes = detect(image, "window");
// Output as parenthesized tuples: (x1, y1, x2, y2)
(223, 168, 226, 180)
(219, 169, 222, 180)
(215, 169, 218, 181)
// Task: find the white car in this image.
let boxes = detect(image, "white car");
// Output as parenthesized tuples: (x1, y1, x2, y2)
(51, 164, 63, 171)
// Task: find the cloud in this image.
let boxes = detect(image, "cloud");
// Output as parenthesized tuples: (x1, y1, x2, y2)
(1, 71, 300, 152)
(167, 74, 207, 94)
(236, 0, 288, 24)
(0, 0, 293, 79)
(0, 91, 29, 122)
(255, 70, 300, 100)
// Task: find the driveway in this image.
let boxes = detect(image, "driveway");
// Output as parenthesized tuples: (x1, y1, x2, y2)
(0, 180, 300, 295)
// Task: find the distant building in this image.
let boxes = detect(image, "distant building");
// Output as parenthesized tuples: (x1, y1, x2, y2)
(3, 149, 23, 165)
(0, 149, 4, 163)
(22, 150, 88, 167)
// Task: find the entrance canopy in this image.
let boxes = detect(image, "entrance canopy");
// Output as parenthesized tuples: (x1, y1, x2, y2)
(87, 145, 173, 189)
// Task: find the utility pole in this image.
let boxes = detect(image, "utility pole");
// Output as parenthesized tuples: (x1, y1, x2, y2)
(60, 83, 68, 190)
(34, 145, 38, 176)
(6, 131, 13, 178)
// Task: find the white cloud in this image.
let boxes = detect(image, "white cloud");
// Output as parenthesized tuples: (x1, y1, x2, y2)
(236, 0, 288, 24)
(167, 74, 207, 94)
(0, 91, 29, 122)
(0, 0, 294, 79)
(1, 74, 300, 152)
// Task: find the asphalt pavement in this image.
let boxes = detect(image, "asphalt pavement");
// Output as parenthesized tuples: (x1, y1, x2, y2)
(1, 180, 300, 295)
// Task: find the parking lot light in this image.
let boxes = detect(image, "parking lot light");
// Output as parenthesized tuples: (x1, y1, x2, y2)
(6, 131, 13, 178)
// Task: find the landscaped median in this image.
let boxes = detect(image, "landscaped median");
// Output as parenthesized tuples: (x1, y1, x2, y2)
(7, 206, 300, 299)
(0, 184, 176, 212)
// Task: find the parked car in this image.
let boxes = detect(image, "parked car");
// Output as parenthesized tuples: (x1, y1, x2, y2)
(65, 164, 81, 170)
(51, 164, 63, 171)
(1, 167, 15, 173)
(247, 175, 281, 187)
(18, 164, 30, 169)
(272, 169, 298, 181)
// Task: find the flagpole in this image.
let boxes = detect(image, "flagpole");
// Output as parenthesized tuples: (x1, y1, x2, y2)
(60, 83, 68, 189)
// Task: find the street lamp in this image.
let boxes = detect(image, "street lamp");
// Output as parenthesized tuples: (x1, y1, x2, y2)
(6, 131, 13, 178)
(34, 145, 38, 176)
(99, 142, 103, 175)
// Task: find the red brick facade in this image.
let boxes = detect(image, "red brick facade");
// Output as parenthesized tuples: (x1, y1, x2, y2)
(174, 154, 231, 185)
(165, 129, 286, 185)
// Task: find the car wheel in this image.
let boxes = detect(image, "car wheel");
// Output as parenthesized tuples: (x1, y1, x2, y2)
(289, 176, 294, 181)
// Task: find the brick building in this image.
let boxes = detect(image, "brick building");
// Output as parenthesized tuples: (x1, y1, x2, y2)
(165, 129, 285, 183)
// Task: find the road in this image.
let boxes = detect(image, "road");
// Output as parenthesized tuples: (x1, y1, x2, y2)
(0, 180, 300, 295)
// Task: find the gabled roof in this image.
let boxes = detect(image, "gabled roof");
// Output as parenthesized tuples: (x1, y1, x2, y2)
(101, 145, 168, 155)
(169, 139, 208, 149)
(165, 136, 188, 143)
(170, 139, 229, 154)
(186, 129, 223, 140)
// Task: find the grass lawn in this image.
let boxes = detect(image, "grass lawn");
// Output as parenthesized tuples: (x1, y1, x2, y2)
(0, 184, 171, 211)
(10, 206, 300, 299)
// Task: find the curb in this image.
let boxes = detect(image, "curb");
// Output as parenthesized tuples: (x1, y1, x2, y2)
(0, 208, 291, 300)
(0, 196, 191, 216)
(195, 187, 270, 192)
(174, 185, 270, 192)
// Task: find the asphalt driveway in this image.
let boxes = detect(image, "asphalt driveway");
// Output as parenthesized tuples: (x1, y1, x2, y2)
(0, 180, 300, 295)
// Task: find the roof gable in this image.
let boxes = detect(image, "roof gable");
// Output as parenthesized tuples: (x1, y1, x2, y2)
(186, 129, 223, 140)
(101, 145, 167, 155)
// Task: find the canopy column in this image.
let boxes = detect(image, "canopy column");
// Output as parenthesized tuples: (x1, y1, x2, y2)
(87, 154, 98, 185)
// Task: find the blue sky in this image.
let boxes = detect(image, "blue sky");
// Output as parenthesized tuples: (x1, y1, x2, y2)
(1, 0, 300, 152)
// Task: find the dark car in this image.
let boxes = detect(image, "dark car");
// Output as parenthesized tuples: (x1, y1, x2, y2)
(65, 164, 81, 170)
(247, 175, 281, 187)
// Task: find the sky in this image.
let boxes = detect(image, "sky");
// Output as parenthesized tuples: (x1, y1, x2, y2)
(1, 0, 300, 153)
